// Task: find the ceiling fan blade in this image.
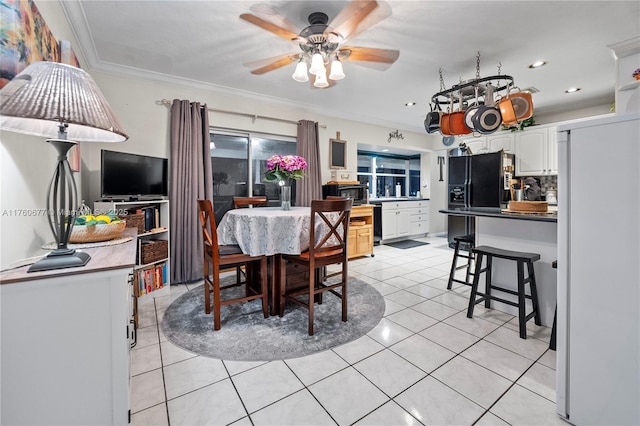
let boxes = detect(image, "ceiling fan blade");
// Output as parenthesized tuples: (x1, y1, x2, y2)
(244, 54, 298, 75)
(329, 0, 390, 41)
(248, 4, 300, 35)
(339, 46, 399, 64)
(240, 13, 301, 42)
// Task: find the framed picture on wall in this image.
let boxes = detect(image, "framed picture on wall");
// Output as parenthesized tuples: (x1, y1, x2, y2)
(330, 137, 346, 169)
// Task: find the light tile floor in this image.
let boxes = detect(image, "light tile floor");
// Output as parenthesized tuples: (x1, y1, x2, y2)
(130, 235, 569, 426)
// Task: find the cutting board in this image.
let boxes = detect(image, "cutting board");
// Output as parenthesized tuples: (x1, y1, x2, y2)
(508, 201, 548, 213)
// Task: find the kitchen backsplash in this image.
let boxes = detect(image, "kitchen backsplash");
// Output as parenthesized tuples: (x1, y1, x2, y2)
(539, 175, 558, 196)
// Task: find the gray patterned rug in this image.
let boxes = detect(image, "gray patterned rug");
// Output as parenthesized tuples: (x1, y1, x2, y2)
(161, 276, 385, 361)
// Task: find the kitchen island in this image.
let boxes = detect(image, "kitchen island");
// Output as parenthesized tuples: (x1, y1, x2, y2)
(440, 207, 557, 327)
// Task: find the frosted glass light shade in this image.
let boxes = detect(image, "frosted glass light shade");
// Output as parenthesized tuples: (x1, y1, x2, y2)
(314, 69, 329, 88)
(309, 53, 325, 76)
(329, 60, 345, 80)
(0, 61, 128, 142)
(292, 61, 309, 82)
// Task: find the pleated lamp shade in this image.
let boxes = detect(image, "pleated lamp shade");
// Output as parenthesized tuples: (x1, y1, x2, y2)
(0, 61, 128, 142)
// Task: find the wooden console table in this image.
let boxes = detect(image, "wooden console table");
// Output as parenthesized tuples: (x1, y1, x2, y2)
(0, 231, 137, 425)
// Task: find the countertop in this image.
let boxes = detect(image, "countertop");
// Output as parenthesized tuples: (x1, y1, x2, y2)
(368, 197, 429, 204)
(0, 229, 138, 284)
(439, 207, 557, 223)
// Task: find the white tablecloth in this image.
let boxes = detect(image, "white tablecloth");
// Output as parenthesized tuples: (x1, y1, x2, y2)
(217, 207, 318, 257)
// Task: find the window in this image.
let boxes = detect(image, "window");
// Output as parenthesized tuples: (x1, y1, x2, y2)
(357, 152, 420, 198)
(210, 129, 296, 221)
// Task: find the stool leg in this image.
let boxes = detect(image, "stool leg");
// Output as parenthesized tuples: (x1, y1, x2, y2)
(484, 255, 493, 309)
(464, 243, 474, 285)
(447, 241, 461, 290)
(527, 260, 542, 326)
(517, 260, 527, 339)
(467, 252, 483, 318)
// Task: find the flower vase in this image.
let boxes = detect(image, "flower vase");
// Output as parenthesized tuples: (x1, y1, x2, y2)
(280, 181, 291, 210)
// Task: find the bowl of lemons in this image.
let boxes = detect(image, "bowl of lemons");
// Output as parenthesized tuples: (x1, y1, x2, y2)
(70, 213, 127, 243)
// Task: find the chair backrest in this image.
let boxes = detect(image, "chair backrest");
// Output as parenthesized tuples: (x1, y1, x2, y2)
(233, 196, 268, 209)
(308, 199, 352, 257)
(197, 199, 219, 256)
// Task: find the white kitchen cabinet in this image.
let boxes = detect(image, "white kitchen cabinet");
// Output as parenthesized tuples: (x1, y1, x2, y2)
(459, 131, 514, 154)
(381, 200, 429, 241)
(0, 235, 137, 425)
(515, 125, 557, 176)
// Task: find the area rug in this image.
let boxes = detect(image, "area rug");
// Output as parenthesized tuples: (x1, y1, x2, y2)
(385, 240, 430, 249)
(161, 276, 385, 361)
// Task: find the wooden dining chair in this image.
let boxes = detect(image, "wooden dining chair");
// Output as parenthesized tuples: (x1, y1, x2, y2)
(233, 196, 268, 209)
(231, 196, 268, 282)
(197, 199, 268, 330)
(279, 198, 352, 335)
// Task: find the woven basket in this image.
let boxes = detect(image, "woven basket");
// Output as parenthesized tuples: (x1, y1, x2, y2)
(70, 221, 127, 243)
(141, 239, 169, 264)
(509, 201, 548, 213)
(125, 213, 145, 234)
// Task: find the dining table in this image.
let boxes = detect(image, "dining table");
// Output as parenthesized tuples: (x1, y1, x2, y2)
(217, 206, 339, 315)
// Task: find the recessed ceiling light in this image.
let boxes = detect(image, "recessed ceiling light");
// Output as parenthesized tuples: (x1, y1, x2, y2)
(381, 149, 389, 152)
(565, 87, 581, 93)
(529, 61, 547, 69)
(405, 102, 416, 107)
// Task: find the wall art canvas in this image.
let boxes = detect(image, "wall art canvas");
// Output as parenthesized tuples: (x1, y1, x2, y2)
(0, 0, 60, 88)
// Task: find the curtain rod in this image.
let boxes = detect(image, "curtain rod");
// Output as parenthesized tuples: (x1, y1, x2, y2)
(157, 99, 325, 127)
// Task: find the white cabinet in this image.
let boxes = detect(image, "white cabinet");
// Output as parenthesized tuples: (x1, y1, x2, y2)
(515, 125, 557, 176)
(0, 238, 137, 425)
(459, 131, 515, 154)
(409, 200, 429, 236)
(381, 200, 429, 241)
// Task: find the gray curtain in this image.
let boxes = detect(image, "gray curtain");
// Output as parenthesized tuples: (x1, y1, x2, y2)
(296, 120, 322, 206)
(169, 99, 213, 284)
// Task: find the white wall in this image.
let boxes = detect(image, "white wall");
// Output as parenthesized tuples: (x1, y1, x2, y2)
(0, 1, 86, 270)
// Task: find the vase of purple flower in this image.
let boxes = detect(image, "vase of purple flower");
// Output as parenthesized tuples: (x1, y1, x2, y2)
(265, 154, 308, 210)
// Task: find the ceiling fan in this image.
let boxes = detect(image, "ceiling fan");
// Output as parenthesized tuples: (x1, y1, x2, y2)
(240, 0, 399, 88)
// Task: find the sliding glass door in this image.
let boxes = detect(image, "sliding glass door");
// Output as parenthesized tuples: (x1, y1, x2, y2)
(210, 129, 296, 222)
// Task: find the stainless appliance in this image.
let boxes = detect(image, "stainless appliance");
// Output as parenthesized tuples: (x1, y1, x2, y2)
(322, 183, 368, 205)
(556, 113, 639, 425)
(447, 150, 514, 247)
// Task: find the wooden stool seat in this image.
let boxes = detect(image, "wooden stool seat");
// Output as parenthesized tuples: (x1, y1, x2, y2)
(467, 245, 542, 339)
(447, 234, 476, 290)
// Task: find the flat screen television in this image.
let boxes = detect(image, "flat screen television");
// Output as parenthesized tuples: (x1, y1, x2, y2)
(101, 150, 168, 200)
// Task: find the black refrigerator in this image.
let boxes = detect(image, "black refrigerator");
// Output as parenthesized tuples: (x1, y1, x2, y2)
(447, 150, 513, 247)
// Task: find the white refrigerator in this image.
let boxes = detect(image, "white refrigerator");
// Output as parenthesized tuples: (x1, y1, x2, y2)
(556, 112, 639, 425)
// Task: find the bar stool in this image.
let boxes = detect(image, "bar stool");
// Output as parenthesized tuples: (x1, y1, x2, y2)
(550, 260, 557, 350)
(467, 245, 542, 339)
(447, 234, 476, 290)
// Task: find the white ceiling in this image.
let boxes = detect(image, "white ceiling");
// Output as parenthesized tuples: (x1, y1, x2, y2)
(61, 1, 639, 137)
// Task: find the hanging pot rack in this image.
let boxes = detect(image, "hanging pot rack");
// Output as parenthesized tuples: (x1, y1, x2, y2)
(431, 52, 516, 109)
(431, 74, 515, 108)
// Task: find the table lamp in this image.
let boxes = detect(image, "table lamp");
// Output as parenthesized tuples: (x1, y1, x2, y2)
(0, 61, 128, 272)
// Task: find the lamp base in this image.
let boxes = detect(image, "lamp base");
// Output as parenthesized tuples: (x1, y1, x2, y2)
(27, 249, 91, 273)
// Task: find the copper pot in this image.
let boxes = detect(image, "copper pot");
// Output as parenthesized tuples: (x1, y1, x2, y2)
(450, 92, 471, 135)
(440, 96, 454, 136)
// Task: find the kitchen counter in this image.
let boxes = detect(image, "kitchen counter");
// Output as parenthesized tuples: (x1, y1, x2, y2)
(441, 207, 557, 327)
(439, 207, 557, 223)
(369, 197, 429, 204)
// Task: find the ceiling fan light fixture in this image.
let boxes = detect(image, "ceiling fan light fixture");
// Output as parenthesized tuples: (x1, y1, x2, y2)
(309, 52, 325, 75)
(329, 59, 346, 80)
(314, 69, 329, 88)
(292, 61, 309, 82)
